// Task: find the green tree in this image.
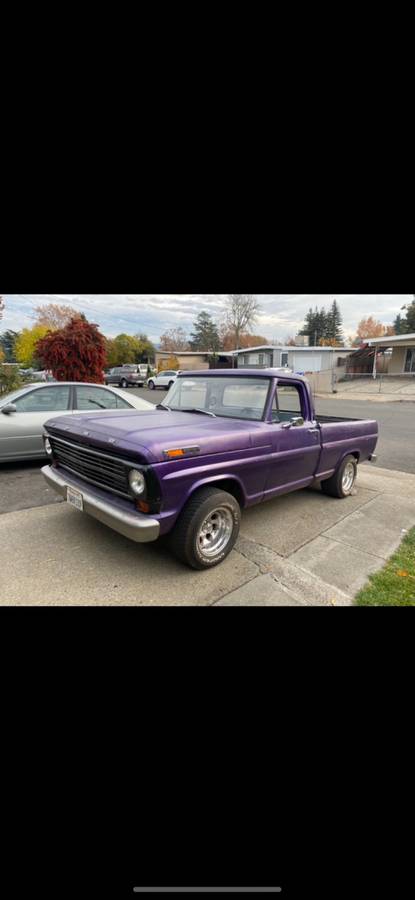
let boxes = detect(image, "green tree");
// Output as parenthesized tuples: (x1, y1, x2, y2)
(325, 300, 344, 344)
(0, 364, 22, 396)
(402, 297, 415, 332)
(0, 330, 20, 362)
(189, 312, 220, 351)
(300, 307, 328, 346)
(105, 334, 142, 367)
(393, 313, 405, 335)
(301, 301, 344, 346)
(134, 334, 156, 363)
(15, 326, 50, 368)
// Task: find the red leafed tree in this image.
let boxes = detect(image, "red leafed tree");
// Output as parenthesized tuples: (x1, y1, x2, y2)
(36, 316, 107, 383)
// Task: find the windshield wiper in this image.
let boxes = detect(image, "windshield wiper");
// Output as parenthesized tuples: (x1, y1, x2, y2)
(88, 399, 106, 409)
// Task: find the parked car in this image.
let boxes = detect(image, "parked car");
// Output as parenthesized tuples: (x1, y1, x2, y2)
(147, 370, 180, 391)
(26, 371, 56, 382)
(104, 367, 145, 388)
(42, 370, 379, 569)
(122, 364, 149, 379)
(0, 382, 154, 462)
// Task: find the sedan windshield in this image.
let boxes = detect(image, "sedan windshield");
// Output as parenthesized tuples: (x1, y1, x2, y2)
(165, 376, 270, 421)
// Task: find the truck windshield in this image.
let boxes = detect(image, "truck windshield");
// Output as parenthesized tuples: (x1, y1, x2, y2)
(165, 376, 270, 421)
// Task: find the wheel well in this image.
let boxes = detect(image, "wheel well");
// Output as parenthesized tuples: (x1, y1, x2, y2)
(190, 478, 245, 509)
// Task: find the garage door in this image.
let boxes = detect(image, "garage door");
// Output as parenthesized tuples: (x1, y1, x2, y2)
(293, 353, 322, 373)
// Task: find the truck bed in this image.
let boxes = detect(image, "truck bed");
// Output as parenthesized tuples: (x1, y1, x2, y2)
(315, 414, 379, 473)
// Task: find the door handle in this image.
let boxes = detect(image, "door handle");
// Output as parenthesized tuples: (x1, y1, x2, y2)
(308, 428, 319, 434)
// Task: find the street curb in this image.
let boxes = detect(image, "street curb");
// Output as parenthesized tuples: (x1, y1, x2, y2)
(314, 392, 415, 403)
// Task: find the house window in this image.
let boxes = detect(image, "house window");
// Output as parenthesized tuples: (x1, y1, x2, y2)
(404, 349, 415, 373)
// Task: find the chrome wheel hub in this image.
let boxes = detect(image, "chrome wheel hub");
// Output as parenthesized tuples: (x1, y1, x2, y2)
(197, 507, 234, 559)
(342, 462, 356, 493)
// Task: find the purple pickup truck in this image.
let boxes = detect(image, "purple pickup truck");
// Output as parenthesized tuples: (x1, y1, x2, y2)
(42, 370, 378, 569)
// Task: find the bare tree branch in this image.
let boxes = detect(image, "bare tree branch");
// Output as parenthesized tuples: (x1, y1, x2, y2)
(225, 294, 261, 350)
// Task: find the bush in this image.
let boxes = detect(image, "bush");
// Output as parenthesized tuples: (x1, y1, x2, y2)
(0, 365, 22, 396)
(158, 355, 180, 373)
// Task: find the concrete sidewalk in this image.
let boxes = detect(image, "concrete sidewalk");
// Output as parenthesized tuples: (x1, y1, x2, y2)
(1, 466, 414, 606)
(315, 391, 415, 404)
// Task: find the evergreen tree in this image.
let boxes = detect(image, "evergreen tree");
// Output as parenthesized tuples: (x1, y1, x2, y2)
(325, 300, 344, 344)
(393, 313, 405, 335)
(403, 297, 415, 332)
(189, 311, 220, 351)
(0, 330, 20, 362)
(300, 307, 328, 345)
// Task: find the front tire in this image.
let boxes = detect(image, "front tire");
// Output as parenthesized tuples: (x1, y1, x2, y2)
(120, 378, 128, 388)
(169, 486, 241, 569)
(321, 455, 357, 499)
(148, 380, 155, 390)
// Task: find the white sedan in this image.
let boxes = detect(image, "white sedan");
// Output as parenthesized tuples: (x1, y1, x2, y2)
(0, 382, 154, 463)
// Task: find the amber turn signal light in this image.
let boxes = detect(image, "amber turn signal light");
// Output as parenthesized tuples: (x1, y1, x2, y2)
(136, 500, 150, 513)
(165, 448, 185, 458)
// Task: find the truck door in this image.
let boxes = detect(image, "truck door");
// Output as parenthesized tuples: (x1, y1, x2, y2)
(264, 381, 321, 496)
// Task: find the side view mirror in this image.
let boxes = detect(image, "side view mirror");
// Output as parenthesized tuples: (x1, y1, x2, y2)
(1, 403, 17, 415)
(281, 416, 305, 429)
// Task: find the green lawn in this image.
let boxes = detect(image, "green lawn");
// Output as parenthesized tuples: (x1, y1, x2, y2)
(355, 527, 415, 606)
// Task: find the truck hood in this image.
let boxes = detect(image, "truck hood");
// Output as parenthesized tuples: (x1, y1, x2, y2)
(46, 409, 266, 463)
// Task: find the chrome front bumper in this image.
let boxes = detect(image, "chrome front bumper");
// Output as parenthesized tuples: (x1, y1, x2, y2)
(41, 465, 160, 543)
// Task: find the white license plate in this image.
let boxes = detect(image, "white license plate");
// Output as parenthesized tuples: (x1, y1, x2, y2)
(67, 486, 84, 511)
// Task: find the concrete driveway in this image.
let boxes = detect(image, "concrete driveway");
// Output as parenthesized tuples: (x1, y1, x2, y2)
(1, 464, 415, 606)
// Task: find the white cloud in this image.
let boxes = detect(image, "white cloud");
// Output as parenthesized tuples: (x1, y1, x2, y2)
(1, 294, 411, 343)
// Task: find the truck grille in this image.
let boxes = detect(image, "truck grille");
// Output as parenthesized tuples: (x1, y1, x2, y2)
(49, 436, 132, 498)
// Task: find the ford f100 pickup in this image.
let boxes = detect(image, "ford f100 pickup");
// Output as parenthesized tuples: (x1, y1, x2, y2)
(42, 370, 379, 569)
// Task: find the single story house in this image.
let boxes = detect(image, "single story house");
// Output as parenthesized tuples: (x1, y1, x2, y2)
(155, 350, 234, 371)
(233, 345, 354, 374)
(365, 333, 415, 376)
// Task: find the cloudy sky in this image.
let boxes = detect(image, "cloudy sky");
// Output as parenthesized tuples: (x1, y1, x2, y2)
(1, 294, 411, 344)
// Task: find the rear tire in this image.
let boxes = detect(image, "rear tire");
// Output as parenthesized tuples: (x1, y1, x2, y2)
(120, 378, 128, 388)
(321, 455, 357, 499)
(169, 486, 241, 570)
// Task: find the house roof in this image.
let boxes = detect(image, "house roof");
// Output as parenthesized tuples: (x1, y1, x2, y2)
(366, 333, 415, 346)
(156, 350, 234, 356)
(232, 345, 354, 354)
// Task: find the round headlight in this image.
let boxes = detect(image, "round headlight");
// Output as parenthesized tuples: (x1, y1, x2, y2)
(44, 437, 53, 456)
(129, 469, 146, 495)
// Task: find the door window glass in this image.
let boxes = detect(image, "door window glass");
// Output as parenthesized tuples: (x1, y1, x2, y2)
(76, 387, 118, 410)
(13, 386, 70, 412)
(273, 385, 303, 422)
